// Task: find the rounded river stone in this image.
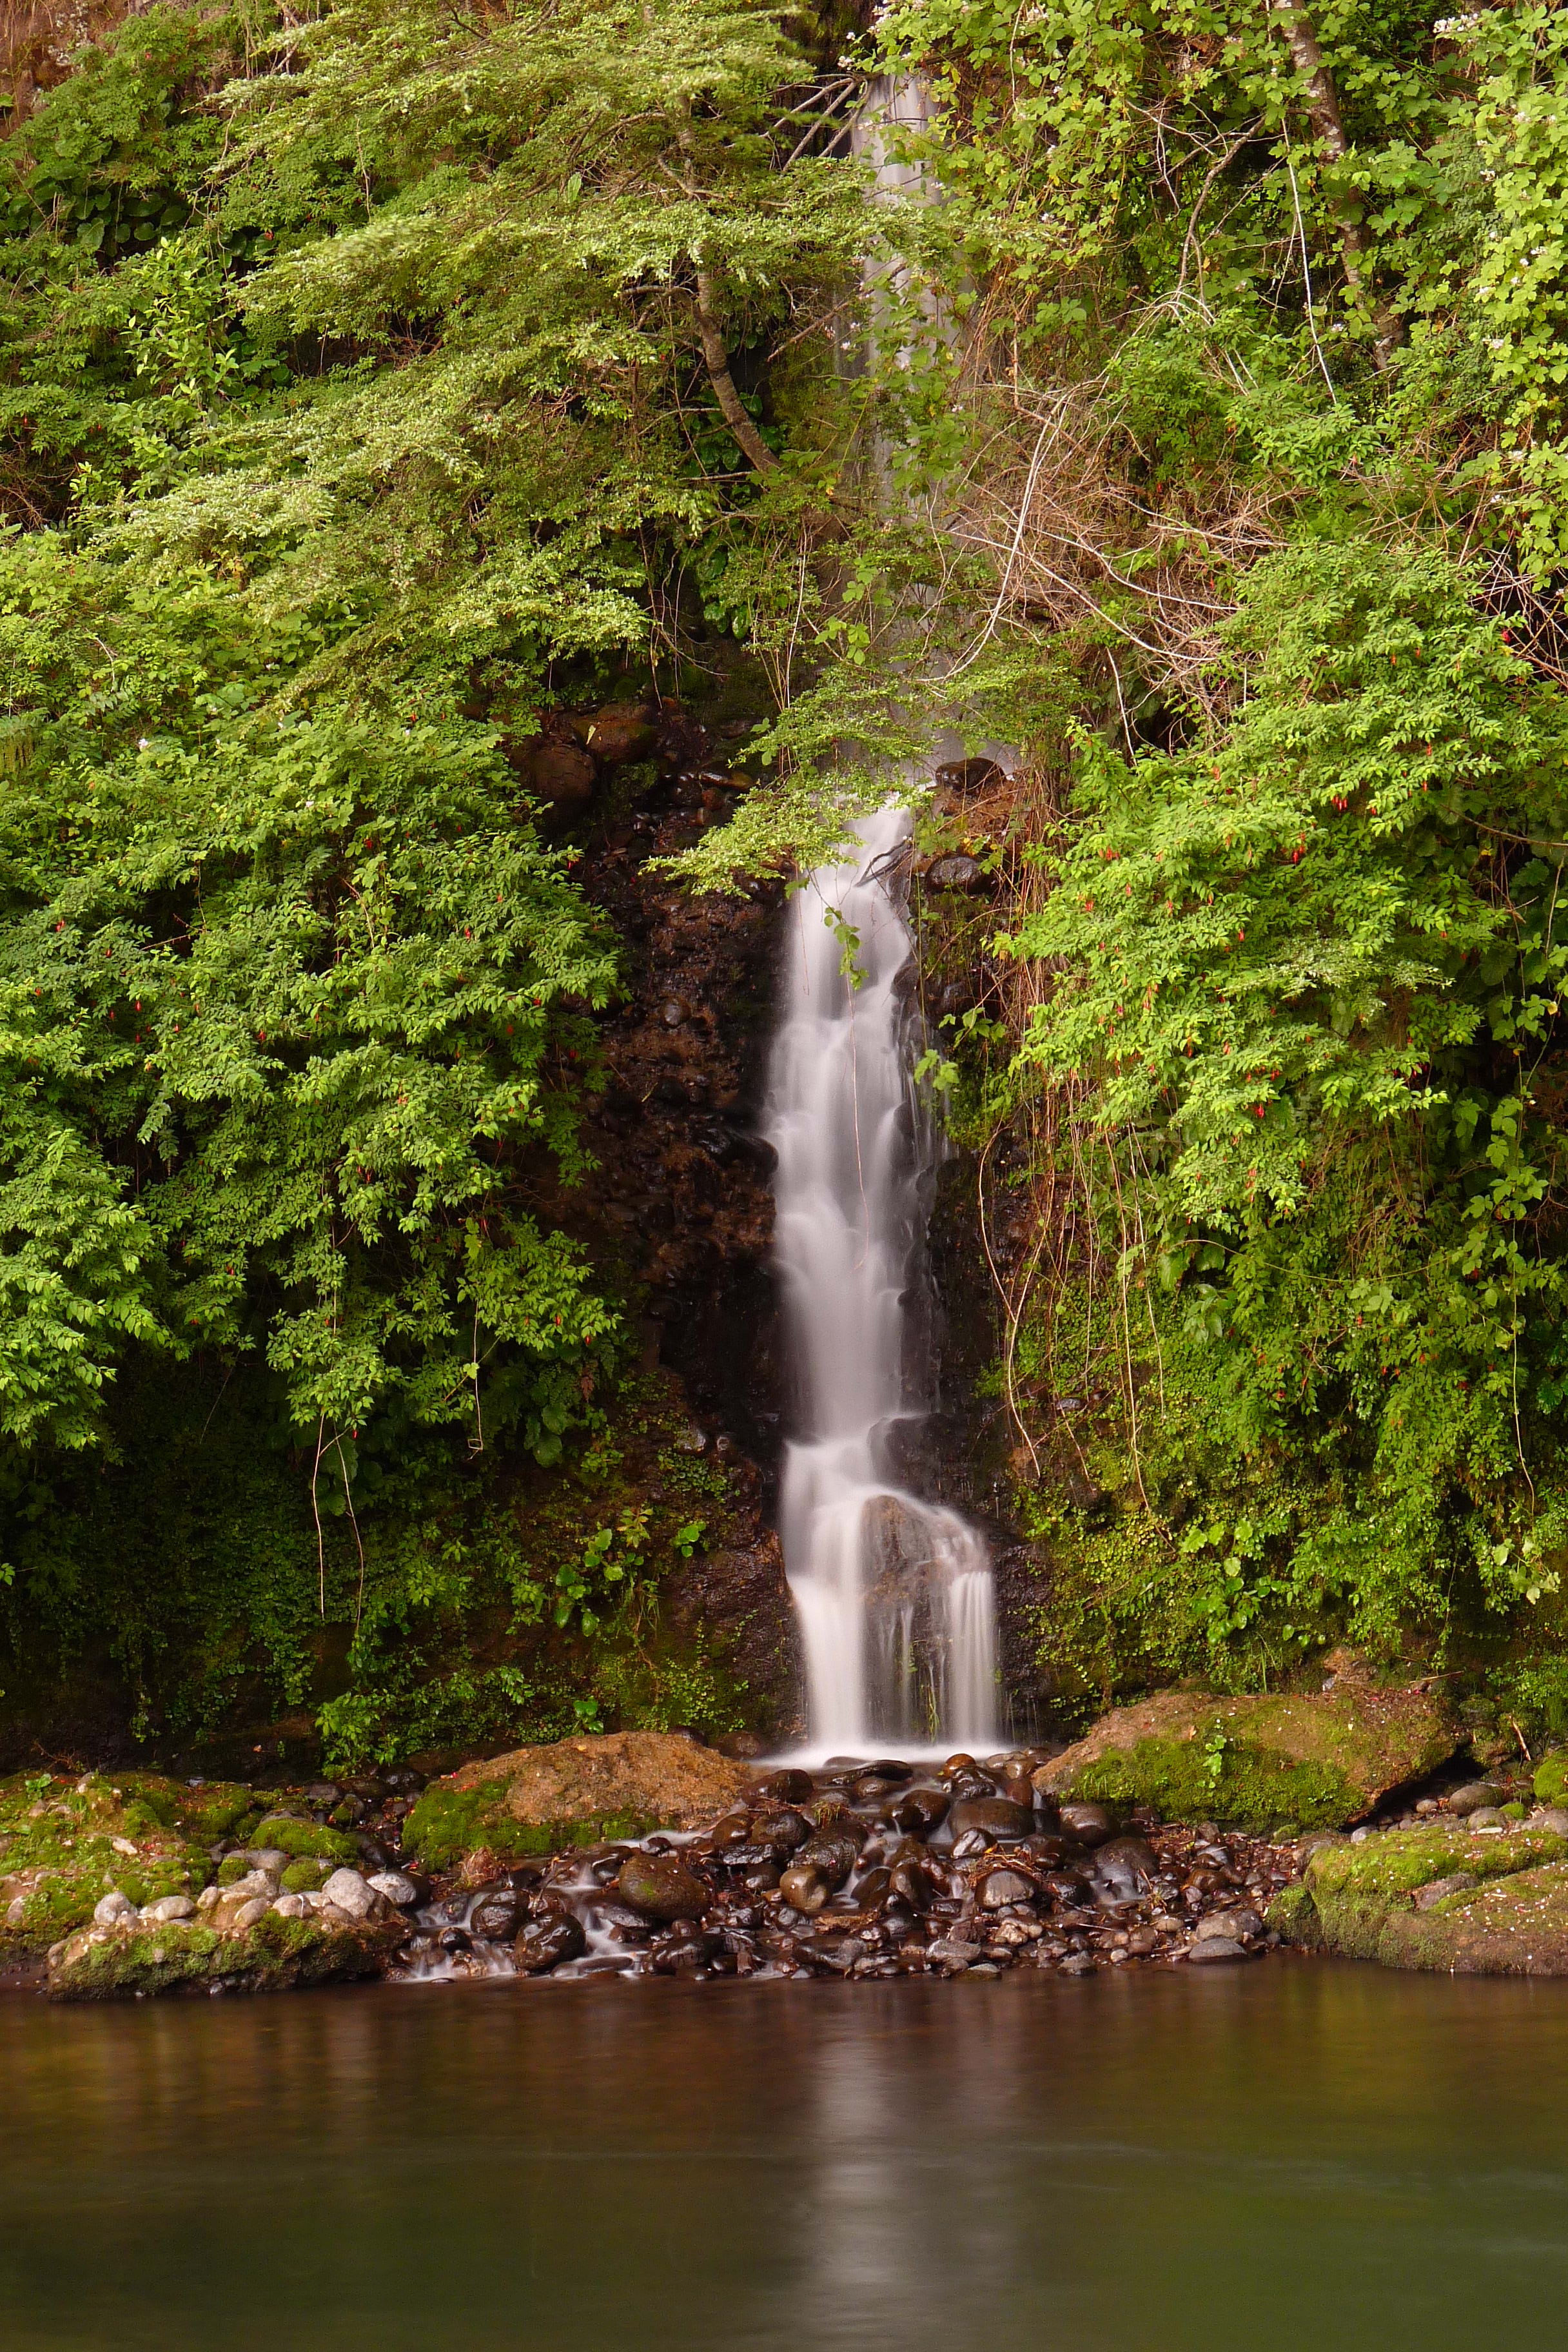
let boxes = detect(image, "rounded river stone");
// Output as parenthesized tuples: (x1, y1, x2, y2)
(617, 1850, 709, 1922)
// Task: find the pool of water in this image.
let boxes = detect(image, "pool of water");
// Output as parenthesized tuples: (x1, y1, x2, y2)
(6, 1958, 1568, 2351)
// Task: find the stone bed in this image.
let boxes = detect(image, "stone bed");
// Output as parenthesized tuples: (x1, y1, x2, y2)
(395, 1750, 1295, 1982)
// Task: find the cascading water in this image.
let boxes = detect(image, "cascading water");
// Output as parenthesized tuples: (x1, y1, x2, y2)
(765, 805, 998, 1754)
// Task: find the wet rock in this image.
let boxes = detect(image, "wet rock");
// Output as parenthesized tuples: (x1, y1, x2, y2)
(579, 703, 658, 765)
(778, 1865, 828, 1914)
(889, 1860, 934, 1910)
(750, 1809, 811, 1856)
(948, 1796, 1033, 1839)
(1058, 1803, 1118, 1848)
(794, 1836, 859, 1888)
(927, 1937, 981, 1975)
(890, 1786, 950, 1834)
(650, 1921, 721, 1975)
(469, 1888, 525, 1941)
(514, 1915, 588, 1974)
(934, 758, 1005, 798)
(977, 1868, 1035, 1911)
(1093, 1836, 1158, 1897)
(1187, 1937, 1252, 1965)
(747, 1768, 814, 1807)
(515, 735, 596, 806)
(616, 1850, 710, 1923)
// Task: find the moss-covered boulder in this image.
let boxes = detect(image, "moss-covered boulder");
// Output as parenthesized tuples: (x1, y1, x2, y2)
(404, 1730, 754, 1870)
(1272, 1823, 1568, 1972)
(48, 1909, 404, 2001)
(1035, 1671, 1457, 1829)
(248, 1815, 360, 1865)
(1534, 1750, 1568, 1808)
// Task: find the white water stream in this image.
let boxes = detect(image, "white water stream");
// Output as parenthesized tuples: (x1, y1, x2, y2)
(765, 807, 998, 1754)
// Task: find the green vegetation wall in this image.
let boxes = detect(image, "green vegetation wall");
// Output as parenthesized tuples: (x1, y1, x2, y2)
(11, 0, 1568, 1756)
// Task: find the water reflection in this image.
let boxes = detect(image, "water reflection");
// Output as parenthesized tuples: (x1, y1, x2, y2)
(5, 1966, 1568, 2351)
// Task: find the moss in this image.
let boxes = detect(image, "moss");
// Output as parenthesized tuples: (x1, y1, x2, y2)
(1534, 1750, 1568, 1807)
(1266, 1882, 1317, 1940)
(402, 1779, 654, 1870)
(49, 1912, 404, 2001)
(280, 1857, 332, 1894)
(1066, 1733, 1362, 1830)
(250, 1816, 358, 1864)
(0, 1770, 213, 1955)
(115, 1776, 253, 1842)
(1044, 1682, 1458, 1828)
(1275, 1825, 1568, 1972)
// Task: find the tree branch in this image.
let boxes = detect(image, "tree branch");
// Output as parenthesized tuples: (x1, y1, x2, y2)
(694, 265, 778, 473)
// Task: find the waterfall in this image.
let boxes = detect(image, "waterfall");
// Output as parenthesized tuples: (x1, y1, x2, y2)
(765, 805, 998, 1754)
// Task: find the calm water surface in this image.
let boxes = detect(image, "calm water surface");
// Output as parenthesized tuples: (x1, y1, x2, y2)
(6, 1959, 1568, 2351)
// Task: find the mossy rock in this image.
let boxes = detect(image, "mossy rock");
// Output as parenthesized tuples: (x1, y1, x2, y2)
(404, 1733, 750, 1871)
(1271, 1824, 1568, 1973)
(1037, 1674, 1457, 1829)
(48, 1912, 405, 2001)
(280, 1857, 333, 1894)
(402, 1779, 654, 1871)
(250, 1816, 359, 1865)
(1, 1771, 216, 1955)
(1534, 1750, 1568, 1808)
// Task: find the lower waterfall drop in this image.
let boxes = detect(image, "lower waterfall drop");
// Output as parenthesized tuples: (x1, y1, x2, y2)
(765, 805, 999, 1754)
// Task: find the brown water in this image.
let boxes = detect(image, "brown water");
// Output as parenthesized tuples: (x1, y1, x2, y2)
(6, 1959, 1568, 2351)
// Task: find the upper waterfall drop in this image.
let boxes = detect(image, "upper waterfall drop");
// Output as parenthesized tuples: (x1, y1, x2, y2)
(764, 805, 998, 1755)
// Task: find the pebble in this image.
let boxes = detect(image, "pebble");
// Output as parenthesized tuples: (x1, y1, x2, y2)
(318, 1868, 378, 1921)
(93, 1891, 136, 1927)
(141, 1895, 197, 1924)
(367, 1870, 420, 1909)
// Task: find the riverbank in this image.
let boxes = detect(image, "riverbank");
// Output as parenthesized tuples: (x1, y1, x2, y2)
(15, 1668, 1568, 1997)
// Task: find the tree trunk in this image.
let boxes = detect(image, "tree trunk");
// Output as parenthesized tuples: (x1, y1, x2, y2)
(1272, 1, 1400, 371)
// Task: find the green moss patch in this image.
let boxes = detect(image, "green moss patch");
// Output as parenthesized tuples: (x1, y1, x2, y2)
(250, 1816, 358, 1864)
(1064, 1732, 1360, 1829)
(1272, 1825, 1568, 1972)
(1040, 1681, 1458, 1828)
(1534, 1751, 1568, 1808)
(402, 1778, 654, 1870)
(48, 1912, 405, 2001)
(0, 1770, 227, 1956)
